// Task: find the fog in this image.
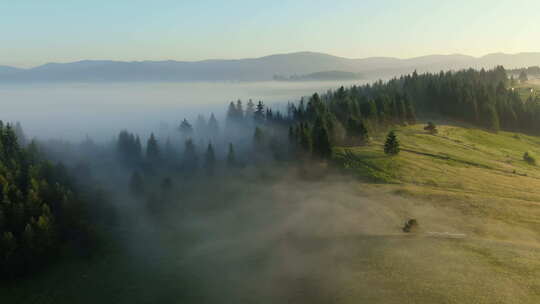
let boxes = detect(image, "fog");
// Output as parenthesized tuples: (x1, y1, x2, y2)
(0, 80, 365, 142)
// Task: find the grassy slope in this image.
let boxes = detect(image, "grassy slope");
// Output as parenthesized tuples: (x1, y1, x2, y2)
(335, 122, 540, 303)
(4, 123, 540, 304)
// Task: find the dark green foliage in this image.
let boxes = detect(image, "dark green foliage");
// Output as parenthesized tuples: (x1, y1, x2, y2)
(179, 118, 193, 138)
(312, 117, 333, 160)
(117, 130, 142, 165)
(298, 123, 312, 154)
(404, 97, 416, 125)
(245, 100, 255, 121)
(384, 131, 400, 155)
(0, 122, 98, 277)
(182, 139, 198, 172)
(254, 101, 265, 124)
(346, 118, 369, 145)
(146, 133, 160, 163)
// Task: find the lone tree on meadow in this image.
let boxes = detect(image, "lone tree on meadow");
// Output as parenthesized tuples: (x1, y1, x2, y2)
(384, 131, 400, 155)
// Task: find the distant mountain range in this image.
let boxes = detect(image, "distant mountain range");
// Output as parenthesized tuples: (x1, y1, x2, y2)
(273, 70, 363, 81)
(1, 52, 540, 83)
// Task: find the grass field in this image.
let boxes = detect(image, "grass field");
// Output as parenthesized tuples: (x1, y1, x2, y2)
(3, 122, 540, 303)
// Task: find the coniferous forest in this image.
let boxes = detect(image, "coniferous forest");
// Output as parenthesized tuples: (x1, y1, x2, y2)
(2, 65, 539, 280)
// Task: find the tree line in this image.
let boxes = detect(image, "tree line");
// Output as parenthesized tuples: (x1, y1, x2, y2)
(0, 122, 107, 278)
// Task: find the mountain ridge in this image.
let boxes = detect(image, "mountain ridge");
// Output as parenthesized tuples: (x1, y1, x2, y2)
(1, 51, 539, 82)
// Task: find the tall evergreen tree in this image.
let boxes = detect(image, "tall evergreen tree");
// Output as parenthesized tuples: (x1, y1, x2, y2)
(404, 97, 417, 125)
(207, 113, 220, 137)
(254, 101, 265, 124)
(245, 99, 255, 121)
(183, 138, 198, 172)
(204, 143, 216, 176)
(179, 119, 193, 139)
(384, 131, 400, 155)
(312, 117, 332, 159)
(146, 133, 160, 163)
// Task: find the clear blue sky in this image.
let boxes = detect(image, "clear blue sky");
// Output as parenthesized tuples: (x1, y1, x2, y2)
(1, 0, 539, 67)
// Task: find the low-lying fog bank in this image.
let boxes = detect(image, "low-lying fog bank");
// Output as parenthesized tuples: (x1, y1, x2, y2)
(0, 80, 366, 141)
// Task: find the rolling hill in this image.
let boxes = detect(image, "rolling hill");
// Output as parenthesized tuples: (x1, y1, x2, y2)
(1, 52, 540, 83)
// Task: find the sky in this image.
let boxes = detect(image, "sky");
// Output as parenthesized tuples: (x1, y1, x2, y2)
(1, 0, 539, 68)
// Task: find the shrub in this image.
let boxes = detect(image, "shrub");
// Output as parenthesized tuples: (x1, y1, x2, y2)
(523, 151, 536, 165)
(402, 219, 418, 233)
(424, 121, 438, 134)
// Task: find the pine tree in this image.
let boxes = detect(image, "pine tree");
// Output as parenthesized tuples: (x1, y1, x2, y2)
(245, 99, 255, 120)
(384, 131, 400, 155)
(179, 119, 193, 138)
(254, 101, 265, 124)
(146, 133, 160, 163)
(204, 143, 216, 176)
(236, 100, 244, 122)
(226, 102, 238, 125)
(207, 113, 220, 137)
(358, 121, 369, 145)
(183, 138, 198, 172)
(299, 123, 312, 154)
(312, 117, 332, 159)
(404, 97, 416, 125)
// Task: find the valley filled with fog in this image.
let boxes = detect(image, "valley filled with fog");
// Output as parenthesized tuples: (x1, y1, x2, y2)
(0, 80, 365, 142)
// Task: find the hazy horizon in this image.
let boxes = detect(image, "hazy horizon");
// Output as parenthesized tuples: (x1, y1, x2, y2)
(2, 0, 540, 68)
(3, 50, 540, 70)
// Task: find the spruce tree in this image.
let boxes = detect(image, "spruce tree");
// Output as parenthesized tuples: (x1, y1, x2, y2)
(384, 131, 400, 155)
(179, 119, 193, 138)
(312, 117, 332, 159)
(245, 100, 255, 120)
(183, 138, 198, 172)
(404, 97, 416, 125)
(358, 121, 369, 145)
(236, 100, 244, 122)
(299, 123, 312, 154)
(207, 113, 220, 137)
(146, 133, 160, 163)
(254, 101, 265, 124)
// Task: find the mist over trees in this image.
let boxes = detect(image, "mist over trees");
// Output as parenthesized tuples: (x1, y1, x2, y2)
(3, 64, 537, 280)
(0, 122, 109, 278)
